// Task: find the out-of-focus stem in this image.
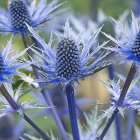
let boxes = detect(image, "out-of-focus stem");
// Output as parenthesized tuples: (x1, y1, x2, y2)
(126, 109, 135, 140)
(108, 65, 122, 140)
(117, 63, 136, 106)
(90, 0, 100, 22)
(98, 63, 137, 140)
(134, 0, 140, 17)
(107, 65, 114, 80)
(36, 77, 69, 140)
(0, 84, 19, 110)
(0, 84, 51, 140)
(65, 84, 80, 140)
(22, 114, 51, 140)
(22, 33, 69, 140)
(0, 115, 17, 140)
(115, 115, 122, 140)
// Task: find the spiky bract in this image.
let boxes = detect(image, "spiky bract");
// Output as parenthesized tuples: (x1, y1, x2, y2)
(27, 19, 110, 84)
(103, 13, 140, 65)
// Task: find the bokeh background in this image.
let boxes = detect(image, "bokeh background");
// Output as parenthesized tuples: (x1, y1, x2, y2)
(0, 0, 139, 139)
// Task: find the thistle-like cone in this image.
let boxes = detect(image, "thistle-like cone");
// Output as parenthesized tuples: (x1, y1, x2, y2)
(9, 0, 31, 32)
(56, 38, 81, 79)
(132, 31, 140, 57)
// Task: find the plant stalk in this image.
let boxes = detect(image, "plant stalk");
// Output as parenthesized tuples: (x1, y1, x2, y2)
(126, 109, 135, 140)
(0, 84, 51, 140)
(22, 33, 69, 140)
(0, 115, 17, 140)
(108, 65, 122, 140)
(98, 63, 137, 140)
(65, 84, 80, 140)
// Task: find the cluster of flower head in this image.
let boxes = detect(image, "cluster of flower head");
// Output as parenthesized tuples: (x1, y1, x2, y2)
(98, 12, 140, 119)
(0, 0, 111, 120)
(1, 0, 140, 139)
(0, 0, 66, 118)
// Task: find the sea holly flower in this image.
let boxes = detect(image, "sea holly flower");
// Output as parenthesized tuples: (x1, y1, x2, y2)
(0, 0, 64, 33)
(0, 37, 31, 83)
(0, 83, 49, 118)
(27, 20, 111, 85)
(27, 20, 111, 139)
(100, 79, 140, 119)
(103, 13, 140, 65)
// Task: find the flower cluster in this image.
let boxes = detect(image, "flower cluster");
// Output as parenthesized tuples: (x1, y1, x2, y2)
(0, 0, 140, 139)
(100, 79, 140, 119)
(27, 19, 111, 85)
(0, 0, 64, 33)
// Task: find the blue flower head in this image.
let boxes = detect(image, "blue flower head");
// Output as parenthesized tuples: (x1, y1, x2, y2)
(9, 0, 32, 32)
(0, 0, 64, 33)
(27, 19, 111, 85)
(0, 37, 31, 83)
(100, 79, 140, 119)
(103, 13, 140, 66)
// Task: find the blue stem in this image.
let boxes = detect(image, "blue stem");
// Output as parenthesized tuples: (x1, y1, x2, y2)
(134, 0, 140, 17)
(108, 65, 122, 140)
(65, 84, 80, 140)
(115, 115, 122, 140)
(126, 109, 135, 140)
(0, 115, 16, 139)
(107, 65, 114, 80)
(98, 63, 137, 140)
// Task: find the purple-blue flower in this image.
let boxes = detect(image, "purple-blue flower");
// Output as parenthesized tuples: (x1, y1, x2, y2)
(0, 0, 64, 33)
(0, 37, 30, 83)
(103, 13, 140, 66)
(27, 19, 110, 85)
